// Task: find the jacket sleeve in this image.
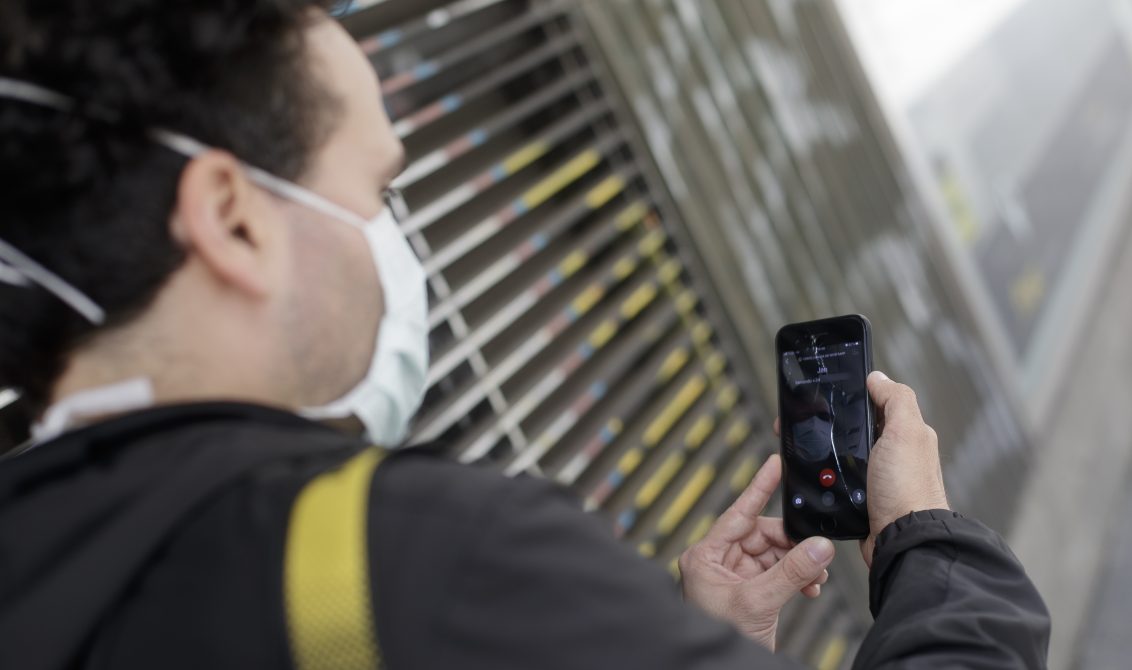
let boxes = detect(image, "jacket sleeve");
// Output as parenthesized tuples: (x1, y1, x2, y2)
(853, 510, 1051, 669)
(418, 472, 810, 670)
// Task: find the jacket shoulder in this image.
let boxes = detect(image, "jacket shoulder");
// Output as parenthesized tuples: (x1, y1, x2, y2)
(370, 445, 538, 517)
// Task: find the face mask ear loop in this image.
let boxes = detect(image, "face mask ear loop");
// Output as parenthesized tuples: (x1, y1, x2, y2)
(0, 237, 106, 325)
(0, 77, 73, 112)
(0, 260, 31, 286)
(150, 129, 371, 230)
(0, 78, 107, 325)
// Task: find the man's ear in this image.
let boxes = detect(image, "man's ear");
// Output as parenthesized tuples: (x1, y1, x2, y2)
(169, 150, 275, 299)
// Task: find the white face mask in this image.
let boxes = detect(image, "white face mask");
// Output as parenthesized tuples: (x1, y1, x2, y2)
(0, 78, 430, 446)
(791, 416, 834, 462)
(271, 178, 430, 447)
(299, 217, 429, 446)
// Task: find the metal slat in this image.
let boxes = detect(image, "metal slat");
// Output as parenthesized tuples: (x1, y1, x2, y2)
(654, 446, 766, 572)
(419, 133, 625, 267)
(396, 69, 597, 188)
(430, 188, 644, 328)
(424, 209, 643, 389)
(359, 0, 509, 56)
(502, 278, 678, 467)
(416, 208, 642, 439)
(630, 415, 752, 555)
(548, 315, 699, 484)
(407, 100, 611, 238)
(378, 0, 569, 96)
(429, 252, 658, 451)
(458, 254, 667, 462)
(506, 300, 684, 474)
(390, 33, 580, 139)
(602, 383, 738, 535)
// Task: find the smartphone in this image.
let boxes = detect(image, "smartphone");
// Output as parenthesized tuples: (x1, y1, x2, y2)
(776, 315, 875, 541)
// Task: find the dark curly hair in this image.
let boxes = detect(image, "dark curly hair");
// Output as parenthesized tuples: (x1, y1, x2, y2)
(0, 0, 346, 422)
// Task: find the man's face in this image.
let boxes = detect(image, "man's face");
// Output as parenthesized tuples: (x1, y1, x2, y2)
(276, 15, 407, 406)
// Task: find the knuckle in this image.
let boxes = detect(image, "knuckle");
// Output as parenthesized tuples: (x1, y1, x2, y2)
(884, 423, 913, 443)
(781, 554, 811, 584)
(922, 425, 938, 444)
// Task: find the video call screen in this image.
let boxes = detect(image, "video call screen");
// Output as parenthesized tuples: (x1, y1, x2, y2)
(779, 339, 869, 516)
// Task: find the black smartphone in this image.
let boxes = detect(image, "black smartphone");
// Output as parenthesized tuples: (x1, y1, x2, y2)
(776, 315, 875, 541)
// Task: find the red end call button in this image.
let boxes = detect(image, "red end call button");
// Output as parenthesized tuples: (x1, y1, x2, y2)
(819, 469, 836, 488)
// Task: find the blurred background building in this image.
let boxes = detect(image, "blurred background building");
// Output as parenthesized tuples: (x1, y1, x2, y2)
(2, 1, 1129, 667)
(842, 3, 1132, 667)
(843, 0, 1132, 423)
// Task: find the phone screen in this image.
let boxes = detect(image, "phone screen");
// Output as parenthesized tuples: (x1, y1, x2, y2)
(776, 316, 873, 540)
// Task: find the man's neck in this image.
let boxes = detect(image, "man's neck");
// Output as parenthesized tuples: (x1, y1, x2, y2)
(51, 342, 281, 416)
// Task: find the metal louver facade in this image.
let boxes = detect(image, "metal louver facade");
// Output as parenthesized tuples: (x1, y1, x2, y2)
(340, 0, 1034, 667)
(571, 0, 1033, 537)
(341, 0, 775, 598)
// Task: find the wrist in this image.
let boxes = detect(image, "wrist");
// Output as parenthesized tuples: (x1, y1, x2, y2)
(873, 508, 959, 550)
(865, 510, 966, 616)
(873, 495, 950, 534)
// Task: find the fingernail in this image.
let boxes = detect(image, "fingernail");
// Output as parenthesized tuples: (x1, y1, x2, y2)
(806, 537, 835, 563)
(871, 371, 889, 382)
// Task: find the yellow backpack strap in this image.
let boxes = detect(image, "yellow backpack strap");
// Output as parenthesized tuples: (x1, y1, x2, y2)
(285, 448, 386, 670)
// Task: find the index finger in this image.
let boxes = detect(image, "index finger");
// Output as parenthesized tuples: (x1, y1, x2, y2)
(703, 453, 781, 545)
(868, 371, 924, 435)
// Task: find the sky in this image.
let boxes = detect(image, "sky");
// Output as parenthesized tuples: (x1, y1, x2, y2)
(836, 0, 1029, 107)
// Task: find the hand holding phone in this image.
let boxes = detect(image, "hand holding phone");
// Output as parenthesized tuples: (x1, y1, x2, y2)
(856, 371, 950, 565)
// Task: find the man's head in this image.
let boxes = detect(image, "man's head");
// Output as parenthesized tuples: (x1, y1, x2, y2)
(0, 1, 408, 424)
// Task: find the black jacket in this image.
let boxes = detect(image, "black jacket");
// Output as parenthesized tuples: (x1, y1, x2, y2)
(0, 403, 1049, 669)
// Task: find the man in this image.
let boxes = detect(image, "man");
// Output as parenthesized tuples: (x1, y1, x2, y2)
(0, 1, 1049, 668)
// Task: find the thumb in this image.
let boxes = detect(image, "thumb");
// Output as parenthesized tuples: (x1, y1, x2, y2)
(756, 537, 835, 605)
(867, 370, 924, 427)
